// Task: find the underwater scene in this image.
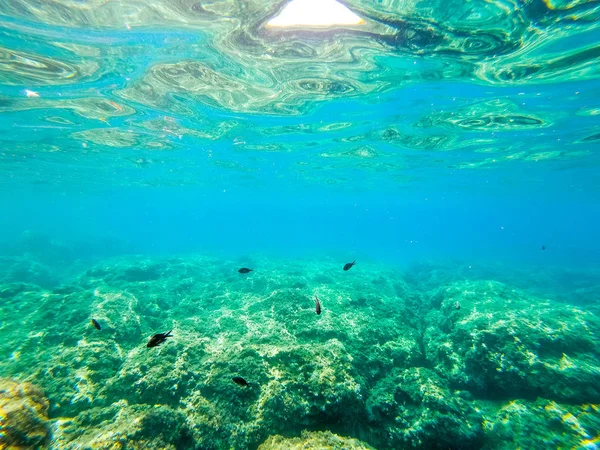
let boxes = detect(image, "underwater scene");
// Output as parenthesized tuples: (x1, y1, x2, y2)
(1, 0, 600, 449)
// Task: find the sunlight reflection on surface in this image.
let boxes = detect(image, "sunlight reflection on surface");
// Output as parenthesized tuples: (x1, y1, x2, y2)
(267, 0, 365, 27)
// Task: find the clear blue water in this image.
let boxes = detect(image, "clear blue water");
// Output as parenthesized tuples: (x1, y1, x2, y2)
(1, 1, 600, 448)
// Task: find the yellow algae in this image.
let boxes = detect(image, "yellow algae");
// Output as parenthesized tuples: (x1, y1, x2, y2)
(559, 353, 575, 371)
(580, 436, 600, 447)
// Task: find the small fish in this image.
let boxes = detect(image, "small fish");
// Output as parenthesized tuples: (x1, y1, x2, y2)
(147, 330, 172, 348)
(542, 245, 546, 251)
(455, 301, 461, 310)
(343, 260, 356, 271)
(232, 376, 250, 387)
(91, 318, 102, 330)
(315, 295, 322, 315)
(238, 268, 253, 274)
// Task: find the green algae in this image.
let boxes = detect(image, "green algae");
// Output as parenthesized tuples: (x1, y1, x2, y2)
(0, 252, 599, 449)
(426, 280, 600, 403)
(480, 399, 600, 449)
(366, 367, 484, 449)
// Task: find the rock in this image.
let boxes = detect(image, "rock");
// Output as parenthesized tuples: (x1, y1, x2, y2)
(0, 256, 58, 288)
(0, 282, 43, 300)
(478, 398, 600, 449)
(0, 378, 50, 449)
(258, 430, 375, 449)
(131, 405, 195, 449)
(256, 339, 365, 433)
(365, 367, 484, 449)
(53, 402, 195, 450)
(426, 280, 600, 403)
(3, 255, 599, 450)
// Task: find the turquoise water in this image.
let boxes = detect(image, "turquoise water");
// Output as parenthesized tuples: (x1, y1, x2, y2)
(1, 1, 600, 449)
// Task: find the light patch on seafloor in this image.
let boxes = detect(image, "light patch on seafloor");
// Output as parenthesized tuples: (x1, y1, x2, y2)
(267, 0, 364, 28)
(72, 367, 94, 405)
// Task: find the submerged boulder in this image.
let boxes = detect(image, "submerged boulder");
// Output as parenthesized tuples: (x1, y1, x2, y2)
(258, 430, 375, 449)
(53, 402, 195, 450)
(0, 378, 50, 449)
(255, 339, 365, 434)
(366, 367, 484, 449)
(426, 280, 600, 403)
(478, 398, 600, 449)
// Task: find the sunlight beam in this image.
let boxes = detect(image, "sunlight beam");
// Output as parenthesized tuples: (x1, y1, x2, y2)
(267, 0, 364, 28)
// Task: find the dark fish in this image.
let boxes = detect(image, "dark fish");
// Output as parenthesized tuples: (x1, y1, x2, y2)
(91, 318, 102, 330)
(343, 260, 356, 271)
(232, 376, 250, 387)
(147, 330, 172, 348)
(238, 268, 253, 274)
(455, 301, 461, 310)
(315, 295, 322, 315)
(542, 245, 545, 251)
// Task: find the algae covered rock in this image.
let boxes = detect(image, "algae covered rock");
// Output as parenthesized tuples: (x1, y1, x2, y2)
(0, 256, 58, 288)
(255, 339, 365, 433)
(0, 378, 50, 449)
(366, 367, 483, 449)
(258, 430, 375, 449)
(478, 398, 600, 449)
(3, 254, 599, 450)
(53, 402, 195, 450)
(426, 280, 600, 403)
